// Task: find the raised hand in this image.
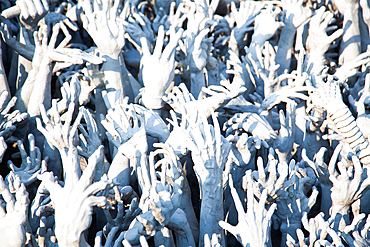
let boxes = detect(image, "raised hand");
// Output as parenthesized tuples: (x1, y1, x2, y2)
(231, 0, 264, 28)
(219, 175, 276, 247)
(0, 91, 28, 141)
(0, 19, 34, 61)
(139, 25, 183, 110)
(82, 0, 125, 59)
(27, 24, 103, 116)
(287, 212, 345, 247)
(280, 0, 311, 30)
(302, 147, 336, 217)
(226, 50, 256, 99)
(228, 0, 262, 54)
(17, 0, 49, 30)
(152, 142, 199, 243)
(123, 147, 184, 246)
(260, 86, 311, 112)
(164, 81, 245, 123)
(341, 213, 370, 246)
(227, 133, 268, 169)
(184, 111, 230, 246)
(275, 161, 318, 246)
(43, 11, 78, 36)
(306, 6, 343, 74)
(244, 153, 293, 204)
(103, 193, 140, 235)
(36, 101, 83, 160)
(101, 104, 147, 160)
(184, 27, 213, 97)
(274, 102, 296, 163)
(134, 104, 170, 143)
(52, 73, 81, 117)
(37, 146, 114, 247)
(310, 77, 370, 165)
(251, 5, 284, 46)
(78, 108, 102, 158)
(123, 10, 155, 50)
(0, 175, 29, 247)
(7, 134, 48, 186)
(329, 155, 370, 229)
(224, 112, 277, 145)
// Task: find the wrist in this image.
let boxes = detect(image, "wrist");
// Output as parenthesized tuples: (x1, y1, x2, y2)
(280, 222, 301, 233)
(201, 172, 223, 200)
(277, 27, 296, 50)
(250, 38, 265, 47)
(330, 204, 350, 216)
(40, 57, 54, 69)
(343, 3, 359, 16)
(190, 71, 205, 98)
(102, 54, 120, 64)
(281, 23, 297, 34)
(141, 92, 164, 110)
(308, 51, 326, 62)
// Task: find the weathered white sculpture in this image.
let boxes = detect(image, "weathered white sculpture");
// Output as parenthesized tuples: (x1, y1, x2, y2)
(0, 0, 370, 246)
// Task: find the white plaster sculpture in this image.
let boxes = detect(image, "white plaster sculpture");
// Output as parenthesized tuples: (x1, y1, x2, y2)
(219, 175, 276, 247)
(0, 0, 370, 246)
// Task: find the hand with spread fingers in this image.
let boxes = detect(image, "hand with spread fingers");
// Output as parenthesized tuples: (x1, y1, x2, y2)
(140, 25, 183, 110)
(0, 174, 29, 247)
(224, 112, 277, 145)
(164, 81, 246, 123)
(274, 101, 296, 163)
(329, 154, 370, 230)
(219, 175, 277, 247)
(243, 153, 293, 204)
(184, 110, 230, 246)
(81, 0, 125, 59)
(101, 104, 147, 160)
(37, 146, 114, 247)
(7, 134, 48, 187)
(17, 0, 49, 31)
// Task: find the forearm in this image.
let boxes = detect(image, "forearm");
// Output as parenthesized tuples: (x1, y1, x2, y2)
(108, 152, 130, 187)
(167, 209, 196, 247)
(102, 55, 126, 104)
(276, 27, 296, 76)
(228, 34, 239, 56)
(56, 232, 89, 247)
(320, 183, 333, 218)
(190, 71, 205, 99)
(359, 8, 370, 51)
(27, 61, 53, 117)
(179, 178, 199, 244)
(16, 26, 34, 90)
(119, 54, 135, 102)
(339, 4, 361, 65)
(199, 174, 224, 246)
(307, 52, 327, 75)
(0, 50, 10, 97)
(14, 68, 38, 113)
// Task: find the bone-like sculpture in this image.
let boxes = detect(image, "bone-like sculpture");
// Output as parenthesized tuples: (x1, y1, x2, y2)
(0, 175, 29, 247)
(219, 175, 276, 247)
(1, 0, 370, 246)
(37, 146, 114, 247)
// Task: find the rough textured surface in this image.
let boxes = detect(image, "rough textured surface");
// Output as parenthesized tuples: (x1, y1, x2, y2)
(0, 0, 370, 246)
